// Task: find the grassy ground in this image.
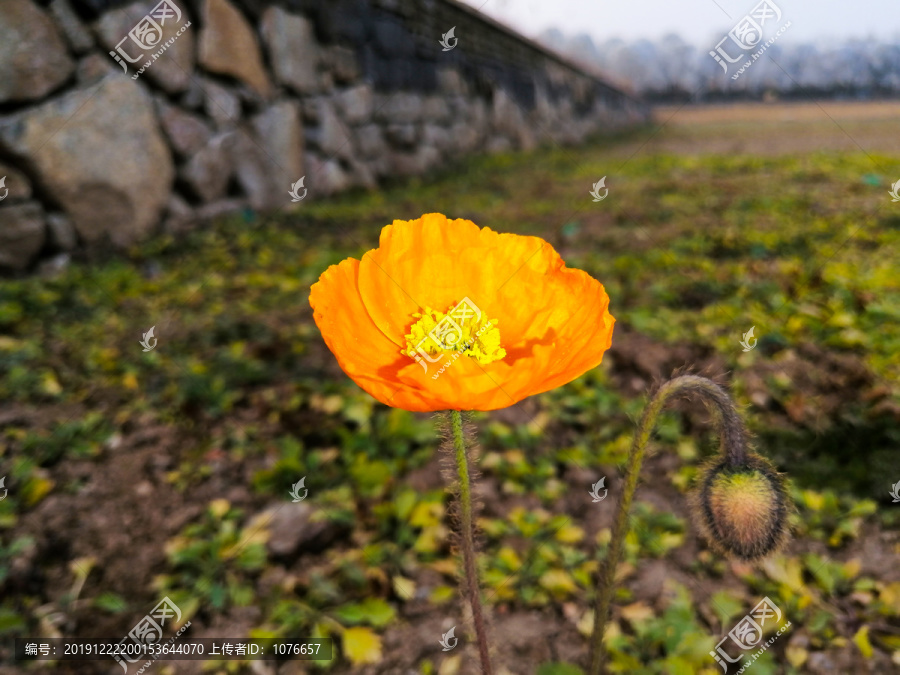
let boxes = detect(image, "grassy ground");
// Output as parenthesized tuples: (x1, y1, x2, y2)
(1, 101, 900, 674)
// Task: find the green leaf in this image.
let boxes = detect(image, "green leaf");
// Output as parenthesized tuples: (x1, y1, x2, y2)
(537, 663, 584, 675)
(333, 598, 396, 628)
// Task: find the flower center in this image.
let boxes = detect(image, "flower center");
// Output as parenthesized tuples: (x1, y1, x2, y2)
(403, 299, 506, 366)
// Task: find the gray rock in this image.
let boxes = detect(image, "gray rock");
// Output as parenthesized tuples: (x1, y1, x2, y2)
(388, 146, 441, 177)
(203, 79, 241, 128)
(354, 124, 386, 158)
(0, 202, 46, 271)
(156, 100, 213, 158)
(161, 193, 194, 234)
(37, 253, 71, 277)
(180, 78, 206, 111)
(257, 502, 339, 558)
(344, 157, 377, 191)
(46, 213, 78, 250)
(449, 122, 481, 155)
(422, 123, 452, 153)
(94, 1, 194, 94)
(334, 84, 373, 125)
(437, 68, 466, 96)
(321, 45, 359, 84)
(198, 0, 271, 97)
(179, 133, 234, 203)
(0, 163, 32, 203)
(49, 0, 94, 54)
(486, 136, 513, 154)
(260, 6, 318, 95)
(384, 123, 417, 148)
(374, 92, 423, 124)
(194, 197, 247, 222)
(230, 128, 282, 211)
(251, 100, 304, 187)
(492, 88, 529, 143)
(422, 95, 452, 124)
(0, 75, 173, 246)
(305, 151, 350, 196)
(76, 53, 116, 85)
(0, 0, 75, 104)
(307, 99, 353, 160)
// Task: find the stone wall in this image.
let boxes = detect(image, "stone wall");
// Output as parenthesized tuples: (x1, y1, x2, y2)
(0, 0, 648, 273)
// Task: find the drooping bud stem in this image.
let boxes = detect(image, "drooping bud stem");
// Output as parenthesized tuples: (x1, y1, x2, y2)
(589, 375, 791, 675)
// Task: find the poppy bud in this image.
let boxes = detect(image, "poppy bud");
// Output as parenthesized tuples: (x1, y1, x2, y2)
(693, 454, 790, 561)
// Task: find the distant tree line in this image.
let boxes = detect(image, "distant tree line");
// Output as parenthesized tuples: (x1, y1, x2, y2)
(539, 29, 900, 103)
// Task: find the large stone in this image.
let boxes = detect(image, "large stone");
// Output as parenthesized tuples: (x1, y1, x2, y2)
(250, 502, 342, 559)
(384, 123, 417, 149)
(46, 213, 78, 251)
(354, 124, 386, 158)
(388, 146, 441, 177)
(335, 84, 373, 125)
(374, 92, 423, 124)
(49, 0, 94, 54)
(156, 100, 213, 158)
(260, 7, 318, 95)
(251, 101, 304, 187)
(422, 124, 452, 153)
(199, 0, 271, 97)
(437, 68, 466, 96)
(0, 202, 46, 271)
(202, 79, 241, 128)
(304, 152, 350, 197)
(0, 76, 174, 246)
(77, 53, 116, 85)
(0, 163, 33, 203)
(321, 45, 359, 84)
(0, 0, 75, 103)
(307, 99, 353, 160)
(230, 129, 283, 211)
(94, 1, 194, 94)
(422, 95, 453, 124)
(179, 133, 235, 203)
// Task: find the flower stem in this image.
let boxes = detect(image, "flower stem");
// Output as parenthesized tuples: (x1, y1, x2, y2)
(450, 410, 493, 675)
(589, 375, 748, 674)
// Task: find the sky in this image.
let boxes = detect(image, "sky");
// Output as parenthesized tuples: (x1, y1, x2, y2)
(458, 0, 900, 45)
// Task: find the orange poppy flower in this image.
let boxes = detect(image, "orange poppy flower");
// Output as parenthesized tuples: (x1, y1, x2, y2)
(309, 213, 615, 412)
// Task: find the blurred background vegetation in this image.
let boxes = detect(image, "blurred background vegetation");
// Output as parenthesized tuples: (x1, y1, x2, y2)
(1, 102, 900, 673)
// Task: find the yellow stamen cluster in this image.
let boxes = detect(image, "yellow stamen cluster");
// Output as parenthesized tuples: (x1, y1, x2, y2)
(403, 302, 506, 365)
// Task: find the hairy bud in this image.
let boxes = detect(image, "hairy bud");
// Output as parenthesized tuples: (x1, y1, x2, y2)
(693, 454, 790, 561)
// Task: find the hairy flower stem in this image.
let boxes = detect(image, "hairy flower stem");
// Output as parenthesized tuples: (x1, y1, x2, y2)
(589, 376, 748, 675)
(449, 410, 493, 674)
